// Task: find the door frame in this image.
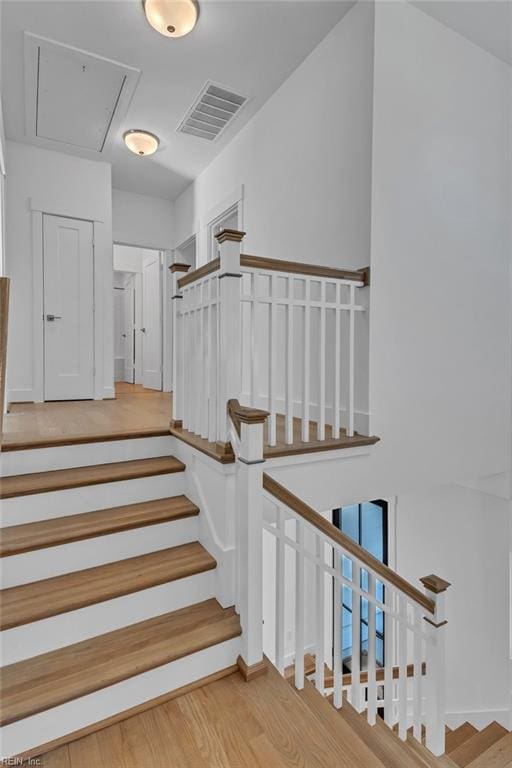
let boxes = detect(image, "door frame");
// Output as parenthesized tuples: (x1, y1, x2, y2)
(200, 184, 244, 264)
(31, 204, 104, 402)
(113, 242, 171, 393)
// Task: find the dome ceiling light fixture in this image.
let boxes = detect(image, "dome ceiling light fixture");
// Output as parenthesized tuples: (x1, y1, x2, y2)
(123, 129, 160, 156)
(142, 0, 198, 38)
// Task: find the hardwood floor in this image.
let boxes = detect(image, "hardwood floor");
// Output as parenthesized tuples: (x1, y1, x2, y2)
(34, 662, 383, 768)
(2, 384, 172, 451)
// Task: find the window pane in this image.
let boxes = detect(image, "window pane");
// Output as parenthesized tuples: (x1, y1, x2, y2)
(341, 504, 359, 542)
(361, 502, 384, 560)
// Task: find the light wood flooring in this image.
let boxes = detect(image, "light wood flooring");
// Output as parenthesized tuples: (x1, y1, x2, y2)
(2, 383, 172, 452)
(33, 661, 512, 768)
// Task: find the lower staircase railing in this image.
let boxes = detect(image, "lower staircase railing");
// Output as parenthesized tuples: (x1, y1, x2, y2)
(227, 400, 450, 757)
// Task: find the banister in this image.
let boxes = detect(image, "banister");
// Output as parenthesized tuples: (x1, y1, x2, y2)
(228, 399, 269, 438)
(178, 253, 368, 289)
(240, 254, 366, 283)
(177, 257, 221, 288)
(262, 473, 436, 615)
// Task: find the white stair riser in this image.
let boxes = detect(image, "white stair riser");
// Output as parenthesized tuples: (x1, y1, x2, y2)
(0, 474, 185, 526)
(0, 437, 176, 476)
(1, 517, 199, 586)
(1, 571, 216, 664)
(0, 636, 240, 758)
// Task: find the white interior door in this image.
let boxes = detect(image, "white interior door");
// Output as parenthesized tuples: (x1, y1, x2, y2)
(123, 274, 135, 383)
(141, 253, 162, 390)
(43, 214, 94, 400)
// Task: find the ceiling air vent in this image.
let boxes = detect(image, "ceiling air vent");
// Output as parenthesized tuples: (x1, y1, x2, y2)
(177, 82, 248, 141)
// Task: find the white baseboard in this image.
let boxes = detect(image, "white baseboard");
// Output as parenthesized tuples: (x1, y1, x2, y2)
(446, 707, 512, 731)
(103, 385, 115, 400)
(6, 388, 34, 404)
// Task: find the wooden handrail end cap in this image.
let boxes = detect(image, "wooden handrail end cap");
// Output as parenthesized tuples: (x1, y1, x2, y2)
(420, 574, 451, 594)
(169, 263, 191, 273)
(215, 228, 246, 244)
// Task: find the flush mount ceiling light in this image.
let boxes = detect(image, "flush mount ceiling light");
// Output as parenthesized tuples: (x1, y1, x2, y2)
(143, 0, 198, 38)
(123, 129, 160, 156)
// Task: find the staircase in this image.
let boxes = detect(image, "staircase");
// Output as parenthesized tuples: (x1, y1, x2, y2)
(0, 435, 241, 759)
(299, 676, 512, 768)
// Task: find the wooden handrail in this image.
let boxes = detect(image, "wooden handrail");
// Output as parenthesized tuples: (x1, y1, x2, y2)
(240, 254, 366, 283)
(177, 254, 368, 289)
(262, 473, 435, 615)
(0, 277, 9, 443)
(178, 257, 221, 289)
(228, 399, 269, 438)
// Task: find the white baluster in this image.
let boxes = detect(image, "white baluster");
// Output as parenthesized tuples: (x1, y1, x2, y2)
(170, 264, 189, 428)
(333, 282, 341, 439)
(250, 273, 256, 407)
(216, 229, 243, 447)
(384, 586, 395, 727)
(351, 561, 362, 711)
(315, 535, 325, 693)
(295, 519, 305, 690)
(333, 548, 343, 709)
(285, 276, 294, 444)
(348, 283, 355, 437)
(398, 594, 408, 741)
(413, 605, 423, 742)
(421, 575, 450, 757)
(236, 407, 267, 675)
(367, 572, 377, 726)
(302, 279, 310, 442)
(268, 274, 277, 446)
(318, 281, 326, 441)
(275, 505, 286, 675)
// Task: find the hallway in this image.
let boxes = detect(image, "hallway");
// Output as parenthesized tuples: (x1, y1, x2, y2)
(2, 384, 171, 452)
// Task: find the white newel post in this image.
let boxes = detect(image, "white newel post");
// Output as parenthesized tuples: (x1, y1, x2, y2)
(231, 401, 269, 681)
(216, 229, 244, 453)
(169, 263, 190, 428)
(421, 574, 451, 757)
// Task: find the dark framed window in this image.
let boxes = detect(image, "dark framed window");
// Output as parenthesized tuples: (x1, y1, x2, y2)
(333, 501, 388, 673)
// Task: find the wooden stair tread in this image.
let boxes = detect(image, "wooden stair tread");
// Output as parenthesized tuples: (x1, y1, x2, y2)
(449, 723, 510, 767)
(0, 598, 241, 726)
(0, 542, 216, 629)
(466, 732, 512, 768)
(446, 723, 479, 754)
(0, 455, 185, 499)
(329, 694, 447, 768)
(298, 680, 386, 767)
(0, 495, 199, 557)
(1, 426, 172, 452)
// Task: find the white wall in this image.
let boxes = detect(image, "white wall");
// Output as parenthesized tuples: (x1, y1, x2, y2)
(5, 141, 113, 401)
(112, 188, 174, 251)
(396, 483, 511, 728)
(174, 0, 375, 270)
(270, 0, 511, 510)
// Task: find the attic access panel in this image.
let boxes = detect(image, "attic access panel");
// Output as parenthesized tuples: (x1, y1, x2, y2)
(25, 33, 141, 154)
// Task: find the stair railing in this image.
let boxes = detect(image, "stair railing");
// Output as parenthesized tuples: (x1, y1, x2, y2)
(261, 474, 450, 757)
(171, 229, 370, 453)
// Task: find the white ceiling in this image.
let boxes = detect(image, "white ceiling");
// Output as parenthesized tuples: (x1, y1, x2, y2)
(1, 1, 510, 202)
(1, 0, 355, 200)
(412, 0, 512, 66)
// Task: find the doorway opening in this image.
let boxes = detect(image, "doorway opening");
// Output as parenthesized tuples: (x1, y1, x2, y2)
(113, 244, 163, 392)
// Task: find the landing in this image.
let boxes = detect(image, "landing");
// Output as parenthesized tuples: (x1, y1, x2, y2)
(2, 384, 172, 452)
(36, 664, 383, 768)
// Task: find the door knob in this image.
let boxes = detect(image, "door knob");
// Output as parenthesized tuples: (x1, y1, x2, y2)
(140, 327, 146, 333)
(122, 333, 127, 338)
(46, 314, 62, 321)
